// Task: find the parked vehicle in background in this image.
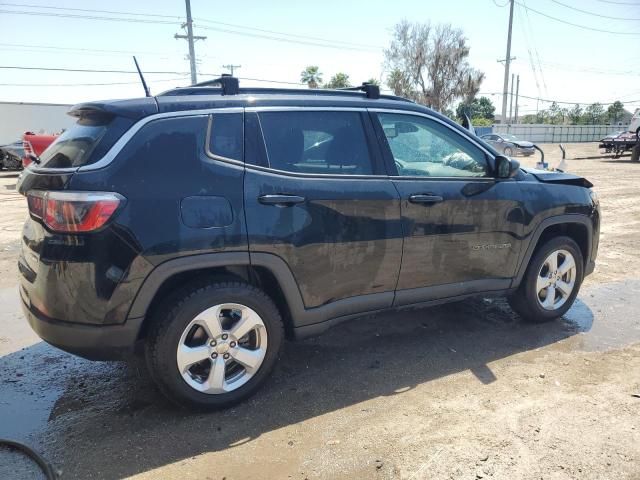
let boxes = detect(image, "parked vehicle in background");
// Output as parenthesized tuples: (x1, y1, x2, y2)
(0, 141, 25, 170)
(599, 130, 639, 159)
(480, 133, 536, 157)
(17, 77, 600, 410)
(630, 108, 640, 139)
(22, 131, 59, 168)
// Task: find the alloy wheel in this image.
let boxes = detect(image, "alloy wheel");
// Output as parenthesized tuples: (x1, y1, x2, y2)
(176, 303, 268, 394)
(536, 249, 577, 311)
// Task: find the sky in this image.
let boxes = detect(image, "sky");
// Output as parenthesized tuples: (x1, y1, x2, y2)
(1, 0, 639, 117)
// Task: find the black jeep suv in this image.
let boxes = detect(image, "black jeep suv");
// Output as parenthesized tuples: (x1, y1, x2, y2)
(17, 78, 599, 409)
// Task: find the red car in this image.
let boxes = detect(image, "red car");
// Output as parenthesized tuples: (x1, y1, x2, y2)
(22, 132, 58, 168)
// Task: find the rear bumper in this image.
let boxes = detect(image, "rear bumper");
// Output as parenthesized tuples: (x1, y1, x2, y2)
(20, 286, 143, 361)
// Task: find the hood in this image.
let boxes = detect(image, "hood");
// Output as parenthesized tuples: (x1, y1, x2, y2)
(523, 168, 593, 188)
(512, 140, 534, 148)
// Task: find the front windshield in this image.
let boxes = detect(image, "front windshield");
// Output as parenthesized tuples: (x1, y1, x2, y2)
(502, 134, 518, 141)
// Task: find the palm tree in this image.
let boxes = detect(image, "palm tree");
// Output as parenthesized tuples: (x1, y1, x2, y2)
(300, 66, 322, 89)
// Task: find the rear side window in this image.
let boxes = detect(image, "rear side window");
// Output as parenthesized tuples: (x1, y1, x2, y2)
(38, 118, 105, 168)
(206, 113, 243, 161)
(258, 111, 373, 175)
(37, 115, 132, 169)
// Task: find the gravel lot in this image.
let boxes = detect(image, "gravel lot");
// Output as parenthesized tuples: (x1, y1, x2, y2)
(0, 143, 639, 480)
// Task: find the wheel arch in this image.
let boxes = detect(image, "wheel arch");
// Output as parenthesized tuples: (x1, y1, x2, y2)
(129, 252, 306, 342)
(512, 215, 592, 288)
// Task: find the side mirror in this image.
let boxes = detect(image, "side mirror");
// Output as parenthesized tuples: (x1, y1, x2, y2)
(495, 155, 520, 178)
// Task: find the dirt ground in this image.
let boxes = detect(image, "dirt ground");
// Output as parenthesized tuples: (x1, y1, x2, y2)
(0, 144, 639, 480)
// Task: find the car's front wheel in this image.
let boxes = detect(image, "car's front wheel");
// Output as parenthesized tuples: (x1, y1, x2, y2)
(509, 236, 583, 323)
(145, 281, 284, 410)
(503, 146, 514, 156)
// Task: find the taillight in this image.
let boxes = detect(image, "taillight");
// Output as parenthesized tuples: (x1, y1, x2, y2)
(27, 191, 124, 233)
(27, 191, 46, 218)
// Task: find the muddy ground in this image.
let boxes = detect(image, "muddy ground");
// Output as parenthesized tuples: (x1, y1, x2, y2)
(0, 143, 639, 480)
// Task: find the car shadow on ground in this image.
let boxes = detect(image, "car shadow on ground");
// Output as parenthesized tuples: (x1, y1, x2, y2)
(0, 296, 593, 479)
(599, 158, 638, 164)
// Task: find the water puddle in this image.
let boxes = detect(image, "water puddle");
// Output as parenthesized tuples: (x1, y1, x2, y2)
(560, 279, 640, 351)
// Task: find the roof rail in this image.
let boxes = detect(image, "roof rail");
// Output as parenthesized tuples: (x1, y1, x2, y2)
(338, 82, 380, 99)
(192, 74, 239, 95)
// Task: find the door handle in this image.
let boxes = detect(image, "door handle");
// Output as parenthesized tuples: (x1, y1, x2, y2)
(408, 194, 444, 204)
(258, 194, 306, 206)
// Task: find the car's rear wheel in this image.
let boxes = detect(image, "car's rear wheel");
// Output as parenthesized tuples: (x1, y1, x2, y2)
(503, 146, 514, 156)
(145, 281, 284, 409)
(509, 236, 583, 323)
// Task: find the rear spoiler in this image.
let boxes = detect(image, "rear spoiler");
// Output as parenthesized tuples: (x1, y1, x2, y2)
(68, 97, 158, 121)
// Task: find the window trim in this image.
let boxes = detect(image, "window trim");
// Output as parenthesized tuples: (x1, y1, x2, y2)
(250, 108, 388, 179)
(369, 108, 497, 180)
(47, 105, 496, 177)
(204, 110, 245, 165)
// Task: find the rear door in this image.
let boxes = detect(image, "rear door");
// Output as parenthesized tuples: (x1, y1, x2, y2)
(243, 108, 402, 313)
(371, 110, 524, 305)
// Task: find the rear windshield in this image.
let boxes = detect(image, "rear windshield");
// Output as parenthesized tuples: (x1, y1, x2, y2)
(38, 114, 132, 168)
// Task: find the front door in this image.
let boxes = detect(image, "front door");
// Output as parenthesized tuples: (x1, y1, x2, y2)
(371, 110, 524, 305)
(243, 108, 403, 312)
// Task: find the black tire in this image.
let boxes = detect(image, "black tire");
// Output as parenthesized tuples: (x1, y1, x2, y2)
(508, 236, 583, 323)
(145, 281, 284, 410)
(503, 146, 514, 156)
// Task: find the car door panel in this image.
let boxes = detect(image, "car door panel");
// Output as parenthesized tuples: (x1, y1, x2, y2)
(244, 109, 403, 309)
(392, 178, 523, 291)
(370, 110, 524, 300)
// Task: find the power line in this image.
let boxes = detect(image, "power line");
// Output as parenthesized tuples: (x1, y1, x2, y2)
(0, 3, 381, 51)
(0, 65, 191, 74)
(196, 24, 378, 51)
(194, 18, 381, 49)
(0, 42, 184, 58)
(0, 2, 182, 19)
(515, 1, 640, 34)
(551, 0, 640, 20)
(522, 0, 548, 95)
(597, 0, 640, 5)
(480, 92, 639, 105)
(0, 8, 180, 25)
(0, 64, 306, 86)
(0, 77, 189, 87)
(515, 6, 542, 97)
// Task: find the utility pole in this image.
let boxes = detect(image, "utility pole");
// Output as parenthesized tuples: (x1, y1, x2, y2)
(509, 73, 514, 124)
(514, 75, 520, 123)
(500, 0, 515, 123)
(222, 64, 242, 76)
(175, 0, 206, 85)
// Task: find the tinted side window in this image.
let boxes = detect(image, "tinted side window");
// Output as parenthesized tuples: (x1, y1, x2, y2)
(258, 111, 373, 175)
(377, 113, 488, 178)
(38, 115, 133, 169)
(207, 113, 243, 161)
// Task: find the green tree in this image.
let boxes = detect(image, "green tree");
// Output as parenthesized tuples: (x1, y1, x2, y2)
(300, 66, 323, 89)
(386, 68, 416, 98)
(607, 100, 625, 124)
(365, 77, 380, 86)
(520, 114, 537, 124)
(548, 102, 562, 124)
(568, 104, 582, 124)
(456, 96, 495, 121)
(324, 72, 351, 89)
(384, 21, 484, 111)
(584, 103, 605, 124)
